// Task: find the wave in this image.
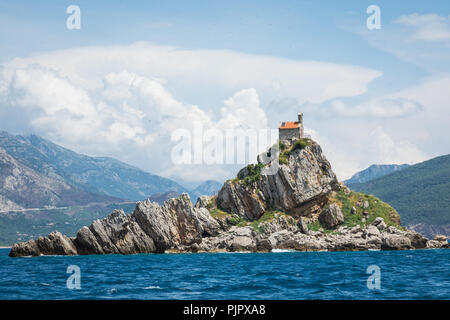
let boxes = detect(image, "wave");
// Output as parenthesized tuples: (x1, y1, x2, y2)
(271, 249, 296, 253)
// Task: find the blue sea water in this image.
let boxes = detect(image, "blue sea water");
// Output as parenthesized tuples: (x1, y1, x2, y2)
(0, 248, 449, 299)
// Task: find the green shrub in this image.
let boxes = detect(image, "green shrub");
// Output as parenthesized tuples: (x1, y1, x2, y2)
(277, 138, 312, 166)
(238, 163, 265, 185)
(329, 189, 403, 229)
(293, 138, 311, 151)
(229, 215, 245, 226)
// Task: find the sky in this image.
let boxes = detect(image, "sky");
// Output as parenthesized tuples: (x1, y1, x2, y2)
(0, 0, 449, 187)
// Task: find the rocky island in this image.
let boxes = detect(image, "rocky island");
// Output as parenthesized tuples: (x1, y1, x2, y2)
(9, 137, 449, 257)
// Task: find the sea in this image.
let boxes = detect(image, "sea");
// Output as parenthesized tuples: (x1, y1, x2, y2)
(0, 248, 449, 299)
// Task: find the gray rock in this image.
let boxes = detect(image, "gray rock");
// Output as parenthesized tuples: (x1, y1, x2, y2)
(426, 240, 444, 249)
(372, 217, 387, 231)
(381, 234, 412, 250)
(256, 238, 272, 252)
(10, 193, 220, 257)
(387, 226, 403, 235)
(350, 225, 363, 234)
(367, 236, 382, 249)
(229, 236, 256, 252)
(364, 225, 381, 238)
(9, 231, 77, 257)
(405, 231, 428, 249)
(216, 182, 265, 220)
(297, 217, 309, 234)
(194, 195, 215, 209)
(277, 238, 304, 251)
(332, 237, 368, 251)
(318, 203, 344, 229)
(217, 140, 339, 219)
(425, 234, 448, 249)
(190, 243, 200, 253)
(434, 234, 448, 242)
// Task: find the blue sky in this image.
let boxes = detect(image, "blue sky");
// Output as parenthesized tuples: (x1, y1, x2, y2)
(1, 0, 444, 91)
(0, 1, 449, 184)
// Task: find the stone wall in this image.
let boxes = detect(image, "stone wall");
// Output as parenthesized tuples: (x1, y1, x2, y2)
(279, 128, 301, 141)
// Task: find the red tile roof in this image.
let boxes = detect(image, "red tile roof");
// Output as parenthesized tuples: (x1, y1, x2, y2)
(279, 121, 300, 129)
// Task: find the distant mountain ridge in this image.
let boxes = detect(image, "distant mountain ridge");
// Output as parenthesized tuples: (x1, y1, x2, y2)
(190, 180, 222, 199)
(344, 164, 410, 187)
(0, 147, 119, 211)
(0, 131, 222, 245)
(148, 181, 223, 205)
(348, 155, 450, 238)
(0, 131, 188, 201)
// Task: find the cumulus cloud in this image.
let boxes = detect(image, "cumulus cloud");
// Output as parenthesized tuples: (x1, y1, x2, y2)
(0, 64, 272, 182)
(309, 124, 428, 180)
(306, 74, 450, 180)
(0, 42, 382, 183)
(2, 42, 446, 184)
(1, 42, 382, 105)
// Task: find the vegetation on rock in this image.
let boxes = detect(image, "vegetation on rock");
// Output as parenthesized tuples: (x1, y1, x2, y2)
(348, 154, 450, 227)
(307, 188, 403, 232)
(279, 138, 312, 165)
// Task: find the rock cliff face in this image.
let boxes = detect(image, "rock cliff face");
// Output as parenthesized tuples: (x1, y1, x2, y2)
(217, 140, 339, 220)
(9, 138, 448, 257)
(194, 216, 446, 253)
(9, 194, 220, 256)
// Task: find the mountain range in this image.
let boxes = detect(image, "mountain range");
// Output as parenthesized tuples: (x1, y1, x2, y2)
(347, 155, 450, 238)
(0, 132, 189, 202)
(0, 146, 120, 211)
(0, 131, 221, 244)
(344, 164, 410, 187)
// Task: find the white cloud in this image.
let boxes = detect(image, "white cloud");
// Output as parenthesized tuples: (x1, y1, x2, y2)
(217, 88, 267, 129)
(309, 124, 428, 181)
(0, 43, 382, 183)
(357, 13, 450, 73)
(299, 97, 423, 119)
(1, 42, 381, 104)
(305, 75, 450, 180)
(2, 43, 447, 185)
(395, 13, 450, 41)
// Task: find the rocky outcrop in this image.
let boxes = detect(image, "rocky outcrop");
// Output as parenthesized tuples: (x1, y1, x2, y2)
(9, 193, 220, 257)
(407, 223, 450, 240)
(297, 217, 308, 234)
(9, 231, 78, 257)
(426, 234, 449, 249)
(372, 217, 387, 230)
(318, 204, 344, 229)
(194, 219, 446, 253)
(10, 204, 448, 257)
(9, 138, 448, 257)
(217, 140, 339, 220)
